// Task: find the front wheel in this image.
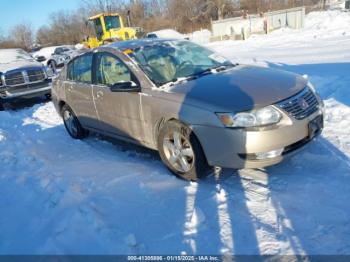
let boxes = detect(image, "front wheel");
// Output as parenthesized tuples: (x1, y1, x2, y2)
(48, 61, 57, 73)
(158, 121, 210, 181)
(61, 104, 88, 139)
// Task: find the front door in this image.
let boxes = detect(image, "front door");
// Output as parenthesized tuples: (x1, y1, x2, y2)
(92, 52, 144, 142)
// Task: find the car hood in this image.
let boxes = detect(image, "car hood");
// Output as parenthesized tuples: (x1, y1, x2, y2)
(62, 50, 79, 58)
(0, 60, 44, 73)
(162, 65, 307, 112)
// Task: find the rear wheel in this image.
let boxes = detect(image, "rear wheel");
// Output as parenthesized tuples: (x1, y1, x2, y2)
(61, 104, 88, 139)
(158, 121, 210, 181)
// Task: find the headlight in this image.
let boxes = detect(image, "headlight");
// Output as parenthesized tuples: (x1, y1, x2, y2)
(217, 106, 282, 128)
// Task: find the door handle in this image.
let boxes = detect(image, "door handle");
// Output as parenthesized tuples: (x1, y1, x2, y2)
(96, 91, 104, 99)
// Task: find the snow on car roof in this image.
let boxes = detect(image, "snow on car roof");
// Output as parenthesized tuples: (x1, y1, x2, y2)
(109, 38, 183, 51)
(0, 48, 34, 64)
(32, 46, 59, 58)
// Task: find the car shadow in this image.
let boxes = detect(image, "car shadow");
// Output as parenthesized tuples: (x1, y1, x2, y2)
(2, 96, 51, 111)
(264, 136, 350, 255)
(172, 69, 263, 255)
(266, 61, 350, 107)
(207, 134, 350, 255)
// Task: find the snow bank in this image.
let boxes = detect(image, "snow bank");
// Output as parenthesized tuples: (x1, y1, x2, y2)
(147, 29, 187, 39)
(0, 49, 34, 64)
(188, 29, 212, 44)
(75, 43, 85, 50)
(208, 10, 350, 65)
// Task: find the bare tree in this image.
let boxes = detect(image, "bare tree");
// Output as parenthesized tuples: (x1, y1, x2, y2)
(36, 8, 90, 46)
(10, 23, 34, 50)
(0, 28, 4, 42)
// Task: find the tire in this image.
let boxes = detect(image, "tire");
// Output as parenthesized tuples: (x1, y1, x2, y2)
(48, 61, 57, 73)
(0, 100, 4, 111)
(61, 104, 88, 139)
(158, 120, 210, 181)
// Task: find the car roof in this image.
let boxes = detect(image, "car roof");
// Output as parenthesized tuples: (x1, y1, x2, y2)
(108, 38, 182, 52)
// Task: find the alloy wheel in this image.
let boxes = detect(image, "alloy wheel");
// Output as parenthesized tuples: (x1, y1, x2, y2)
(162, 130, 195, 173)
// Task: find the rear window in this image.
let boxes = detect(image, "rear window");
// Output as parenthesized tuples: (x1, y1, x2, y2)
(67, 53, 93, 83)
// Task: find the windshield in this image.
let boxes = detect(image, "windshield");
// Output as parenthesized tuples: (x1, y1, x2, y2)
(0, 49, 35, 64)
(128, 40, 233, 86)
(55, 46, 75, 54)
(104, 16, 121, 31)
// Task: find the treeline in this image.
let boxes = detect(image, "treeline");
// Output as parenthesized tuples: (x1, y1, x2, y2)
(0, 0, 323, 50)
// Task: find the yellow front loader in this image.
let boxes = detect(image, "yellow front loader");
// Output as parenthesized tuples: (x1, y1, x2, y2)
(83, 13, 137, 48)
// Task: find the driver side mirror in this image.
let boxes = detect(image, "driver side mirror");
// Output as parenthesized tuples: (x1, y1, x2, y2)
(110, 81, 140, 92)
(36, 56, 46, 62)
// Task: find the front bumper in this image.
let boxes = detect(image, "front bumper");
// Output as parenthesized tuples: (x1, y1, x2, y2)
(0, 80, 52, 102)
(192, 109, 324, 169)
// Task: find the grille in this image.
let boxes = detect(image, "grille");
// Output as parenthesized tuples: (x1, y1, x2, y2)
(27, 69, 45, 82)
(5, 79, 51, 94)
(5, 72, 25, 86)
(278, 87, 319, 120)
(4, 68, 47, 87)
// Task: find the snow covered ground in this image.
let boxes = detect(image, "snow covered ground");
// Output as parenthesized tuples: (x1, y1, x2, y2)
(1, 10, 350, 255)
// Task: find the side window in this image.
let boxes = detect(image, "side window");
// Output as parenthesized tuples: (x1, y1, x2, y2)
(96, 53, 132, 86)
(67, 61, 74, 80)
(67, 53, 93, 83)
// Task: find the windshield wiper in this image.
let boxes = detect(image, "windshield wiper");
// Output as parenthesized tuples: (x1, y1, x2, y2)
(212, 64, 238, 72)
(159, 64, 238, 88)
(186, 64, 237, 79)
(159, 77, 187, 87)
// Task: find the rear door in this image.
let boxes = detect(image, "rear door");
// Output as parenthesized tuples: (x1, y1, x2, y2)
(64, 53, 99, 129)
(91, 51, 144, 142)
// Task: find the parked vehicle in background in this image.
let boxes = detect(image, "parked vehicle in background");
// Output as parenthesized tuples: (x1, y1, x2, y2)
(146, 29, 189, 40)
(32, 45, 79, 72)
(0, 49, 54, 110)
(52, 39, 324, 181)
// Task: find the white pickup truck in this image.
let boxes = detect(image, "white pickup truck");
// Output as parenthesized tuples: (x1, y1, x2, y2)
(0, 49, 54, 110)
